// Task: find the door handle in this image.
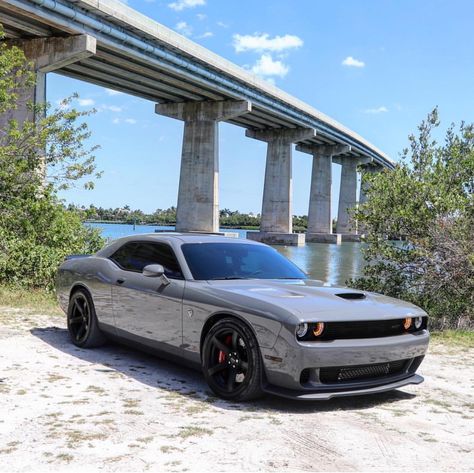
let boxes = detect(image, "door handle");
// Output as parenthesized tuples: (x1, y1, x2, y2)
(116, 278, 125, 285)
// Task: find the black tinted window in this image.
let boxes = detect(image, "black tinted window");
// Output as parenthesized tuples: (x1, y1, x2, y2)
(181, 243, 307, 280)
(111, 242, 183, 278)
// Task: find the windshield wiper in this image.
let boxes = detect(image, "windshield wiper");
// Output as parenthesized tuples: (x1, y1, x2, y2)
(210, 276, 248, 280)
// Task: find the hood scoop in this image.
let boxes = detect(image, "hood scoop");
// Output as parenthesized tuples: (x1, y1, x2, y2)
(335, 292, 366, 300)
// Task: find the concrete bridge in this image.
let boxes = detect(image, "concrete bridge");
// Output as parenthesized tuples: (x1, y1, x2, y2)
(0, 0, 394, 245)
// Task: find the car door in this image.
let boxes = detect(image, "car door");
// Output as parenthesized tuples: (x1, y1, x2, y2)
(110, 241, 185, 352)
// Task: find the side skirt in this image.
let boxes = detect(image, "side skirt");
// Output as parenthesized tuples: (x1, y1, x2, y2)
(98, 322, 202, 372)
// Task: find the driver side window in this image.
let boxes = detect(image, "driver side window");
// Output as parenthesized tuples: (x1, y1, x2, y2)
(110, 242, 183, 279)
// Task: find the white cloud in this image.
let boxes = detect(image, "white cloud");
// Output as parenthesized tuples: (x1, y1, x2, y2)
(175, 21, 192, 37)
(251, 54, 289, 78)
(112, 118, 120, 124)
(105, 88, 123, 96)
(125, 118, 137, 124)
(217, 21, 229, 28)
(168, 0, 205, 11)
(77, 98, 95, 106)
(101, 105, 122, 113)
(198, 31, 213, 39)
(233, 33, 303, 53)
(364, 106, 388, 114)
(342, 56, 365, 68)
(196, 13, 207, 20)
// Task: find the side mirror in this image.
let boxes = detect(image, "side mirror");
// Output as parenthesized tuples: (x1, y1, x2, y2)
(142, 264, 165, 278)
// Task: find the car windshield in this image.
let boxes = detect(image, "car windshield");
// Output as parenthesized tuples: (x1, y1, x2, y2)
(181, 242, 307, 281)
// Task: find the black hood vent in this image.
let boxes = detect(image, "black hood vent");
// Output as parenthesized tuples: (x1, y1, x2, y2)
(335, 292, 366, 300)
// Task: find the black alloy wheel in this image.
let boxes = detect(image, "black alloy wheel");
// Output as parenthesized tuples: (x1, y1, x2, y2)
(202, 318, 263, 401)
(67, 289, 106, 348)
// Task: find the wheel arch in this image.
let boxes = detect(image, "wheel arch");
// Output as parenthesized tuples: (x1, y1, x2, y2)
(69, 282, 93, 301)
(200, 311, 260, 355)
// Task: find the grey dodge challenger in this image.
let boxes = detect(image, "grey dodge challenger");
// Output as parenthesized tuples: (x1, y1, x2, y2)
(56, 233, 429, 401)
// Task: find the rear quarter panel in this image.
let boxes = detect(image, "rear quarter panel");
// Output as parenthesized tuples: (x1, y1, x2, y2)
(56, 256, 116, 329)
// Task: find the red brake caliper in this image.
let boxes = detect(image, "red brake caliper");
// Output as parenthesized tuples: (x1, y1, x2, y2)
(218, 335, 232, 364)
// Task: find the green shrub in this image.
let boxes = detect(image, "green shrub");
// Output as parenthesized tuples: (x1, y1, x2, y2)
(352, 109, 474, 329)
(0, 191, 103, 289)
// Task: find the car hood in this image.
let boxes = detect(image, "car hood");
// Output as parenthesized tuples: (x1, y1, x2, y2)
(206, 279, 426, 322)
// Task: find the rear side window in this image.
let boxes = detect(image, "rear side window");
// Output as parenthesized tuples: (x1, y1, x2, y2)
(110, 242, 183, 279)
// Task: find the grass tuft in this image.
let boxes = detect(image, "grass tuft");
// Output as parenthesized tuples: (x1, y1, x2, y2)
(0, 286, 61, 314)
(431, 330, 474, 348)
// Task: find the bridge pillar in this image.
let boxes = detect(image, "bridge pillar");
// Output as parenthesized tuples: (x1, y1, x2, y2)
(245, 127, 316, 246)
(1, 35, 96, 125)
(358, 163, 381, 235)
(155, 100, 251, 233)
(333, 156, 372, 240)
(296, 143, 350, 244)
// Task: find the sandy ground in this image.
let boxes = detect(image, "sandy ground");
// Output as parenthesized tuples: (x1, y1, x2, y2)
(0, 308, 473, 473)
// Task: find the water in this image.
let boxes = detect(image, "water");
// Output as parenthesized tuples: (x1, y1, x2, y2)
(86, 222, 365, 286)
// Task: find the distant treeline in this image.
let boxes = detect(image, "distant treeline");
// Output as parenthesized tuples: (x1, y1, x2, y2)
(68, 204, 311, 231)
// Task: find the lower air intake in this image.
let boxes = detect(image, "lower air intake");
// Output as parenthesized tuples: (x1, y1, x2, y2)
(320, 359, 409, 384)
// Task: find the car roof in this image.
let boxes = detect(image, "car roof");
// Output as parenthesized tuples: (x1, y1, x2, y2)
(96, 232, 265, 256)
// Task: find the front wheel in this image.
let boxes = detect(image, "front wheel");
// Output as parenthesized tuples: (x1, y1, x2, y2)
(202, 318, 264, 401)
(67, 289, 106, 348)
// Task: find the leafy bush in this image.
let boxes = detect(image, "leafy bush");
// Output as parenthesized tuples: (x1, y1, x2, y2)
(0, 26, 104, 290)
(352, 109, 474, 329)
(0, 190, 103, 290)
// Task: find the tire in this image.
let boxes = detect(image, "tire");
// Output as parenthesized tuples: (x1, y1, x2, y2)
(202, 317, 264, 401)
(67, 289, 106, 348)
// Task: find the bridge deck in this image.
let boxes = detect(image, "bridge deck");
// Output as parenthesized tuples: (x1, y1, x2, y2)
(0, 0, 394, 168)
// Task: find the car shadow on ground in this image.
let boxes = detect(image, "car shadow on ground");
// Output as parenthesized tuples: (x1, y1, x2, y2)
(32, 326, 415, 414)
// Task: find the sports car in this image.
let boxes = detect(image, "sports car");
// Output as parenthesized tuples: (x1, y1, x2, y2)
(56, 233, 429, 401)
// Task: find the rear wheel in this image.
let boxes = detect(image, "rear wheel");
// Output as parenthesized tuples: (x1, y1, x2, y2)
(67, 289, 106, 348)
(202, 318, 263, 401)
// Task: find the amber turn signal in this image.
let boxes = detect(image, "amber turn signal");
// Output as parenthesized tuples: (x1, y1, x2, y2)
(403, 317, 412, 330)
(312, 322, 325, 337)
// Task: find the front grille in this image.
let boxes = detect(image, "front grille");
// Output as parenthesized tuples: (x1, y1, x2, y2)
(319, 359, 408, 384)
(309, 318, 427, 341)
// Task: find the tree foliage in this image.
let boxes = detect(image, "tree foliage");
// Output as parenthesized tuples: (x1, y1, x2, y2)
(0, 27, 104, 290)
(352, 108, 474, 329)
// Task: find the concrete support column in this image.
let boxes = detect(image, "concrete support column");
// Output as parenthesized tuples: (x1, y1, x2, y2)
(0, 35, 96, 180)
(336, 156, 358, 235)
(296, 143, 350, 244)
(359, 163, 381, 205)
(358, 163, 381, 235)
(155, 100, 251, 233)
(333, 156, 374, 239)
(1, 35, 96, 125)
(245, 127, 316, 246)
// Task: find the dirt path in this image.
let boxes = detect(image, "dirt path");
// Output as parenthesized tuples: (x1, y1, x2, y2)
(0, 308, 472, 472)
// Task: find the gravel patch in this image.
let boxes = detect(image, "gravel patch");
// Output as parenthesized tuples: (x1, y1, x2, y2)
(0, 308, 472, 472)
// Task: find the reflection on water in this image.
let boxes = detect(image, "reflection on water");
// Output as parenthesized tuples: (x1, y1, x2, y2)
(87, 223, 365, 286)
(276, 243, 365, 286)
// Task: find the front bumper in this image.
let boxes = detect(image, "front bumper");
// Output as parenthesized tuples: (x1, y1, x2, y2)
(260, 330, 429, 394)
(263, 373, 424, 400)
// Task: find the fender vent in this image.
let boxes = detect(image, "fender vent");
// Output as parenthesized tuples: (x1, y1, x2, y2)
(335, 292, 366, 300)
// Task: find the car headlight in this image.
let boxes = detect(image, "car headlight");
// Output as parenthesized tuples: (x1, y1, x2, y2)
(414, 316, 423, 329)
(296, 323, 308, 338)
(403, 317, 412, 330)
(312, 322, 325, 337)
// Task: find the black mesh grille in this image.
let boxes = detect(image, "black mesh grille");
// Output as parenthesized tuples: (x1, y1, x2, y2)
(299, 318, 428, 341)
(320, 359, 409, 384)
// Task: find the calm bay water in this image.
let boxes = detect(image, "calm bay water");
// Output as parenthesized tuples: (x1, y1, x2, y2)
(86, 222, 365, 286)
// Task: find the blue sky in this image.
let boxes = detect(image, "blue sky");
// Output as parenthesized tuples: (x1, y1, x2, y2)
(50, 0, 474, 215)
